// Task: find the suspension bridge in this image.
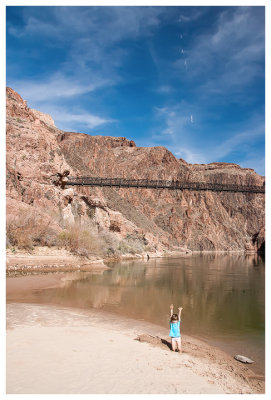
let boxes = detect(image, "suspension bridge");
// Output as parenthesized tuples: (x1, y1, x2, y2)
(63, 176, 265, 194)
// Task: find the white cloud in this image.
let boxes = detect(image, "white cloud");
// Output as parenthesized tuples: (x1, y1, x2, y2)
(9, 76, 115, 131)
(153, 101, 264, 174)
(174, 147, 207, 164)
(53, 109, 114, 131)
(11, 73, 110, 103)
(174, 7, 264, 93)
(154, 103, 198, 138)
(214, 124, 264, 160)
(7, 7, 164, 117)
(8, 7, 162, 50)
(39, 104, 115, 131)
(178, 8, 207, 24)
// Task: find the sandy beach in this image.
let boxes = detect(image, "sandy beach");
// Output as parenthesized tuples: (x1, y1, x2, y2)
(6, 300, 264, 394)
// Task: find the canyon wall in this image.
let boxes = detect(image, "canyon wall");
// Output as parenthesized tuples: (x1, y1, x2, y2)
(6, 87, 265, 254)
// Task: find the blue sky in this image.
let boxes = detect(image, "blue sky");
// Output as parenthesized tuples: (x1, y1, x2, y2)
(6, 6, 265, 175)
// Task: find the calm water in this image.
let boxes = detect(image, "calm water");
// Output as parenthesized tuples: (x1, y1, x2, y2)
(7, 253, 265, 374)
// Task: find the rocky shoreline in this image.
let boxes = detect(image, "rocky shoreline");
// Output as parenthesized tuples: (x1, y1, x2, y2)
(6, 245, 262, 276)
(6, 245, 193, 275)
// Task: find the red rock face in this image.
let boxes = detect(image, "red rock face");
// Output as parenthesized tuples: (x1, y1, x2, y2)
(6, 87, 265, 253)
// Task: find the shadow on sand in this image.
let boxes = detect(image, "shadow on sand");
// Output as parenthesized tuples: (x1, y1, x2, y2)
(135, 334, 172, 351)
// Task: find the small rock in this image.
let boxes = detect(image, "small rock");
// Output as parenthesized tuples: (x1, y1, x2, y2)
(234, 355, 254, 364)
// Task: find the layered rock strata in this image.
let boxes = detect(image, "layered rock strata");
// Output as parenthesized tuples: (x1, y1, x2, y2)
(6, 87, 265, 254)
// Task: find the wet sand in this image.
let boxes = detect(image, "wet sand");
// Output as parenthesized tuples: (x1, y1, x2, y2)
(6, 300, 264, 394)
(6, 269, 265, 394)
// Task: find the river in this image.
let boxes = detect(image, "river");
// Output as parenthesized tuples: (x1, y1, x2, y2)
(6, 253, 265, 375)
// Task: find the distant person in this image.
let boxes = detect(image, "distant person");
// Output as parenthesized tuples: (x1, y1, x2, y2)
(169, 304, 183, 352)
(147, 254, 150, 260)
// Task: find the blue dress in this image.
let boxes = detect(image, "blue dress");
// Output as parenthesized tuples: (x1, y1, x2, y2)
(169, 320, 181, 337)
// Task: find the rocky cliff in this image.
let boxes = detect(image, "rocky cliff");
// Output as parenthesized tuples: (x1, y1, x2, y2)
(6, 87, 265, 255)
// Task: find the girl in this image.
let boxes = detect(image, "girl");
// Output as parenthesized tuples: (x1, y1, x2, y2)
(169, 304, 183, 352)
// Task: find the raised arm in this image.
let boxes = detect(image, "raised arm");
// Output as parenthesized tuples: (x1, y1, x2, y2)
(170, 304, 174, 318)
(178, 307, 183, 320)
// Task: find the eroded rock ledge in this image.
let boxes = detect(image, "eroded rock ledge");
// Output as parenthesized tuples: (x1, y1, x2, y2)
(6, 87, 265, 257)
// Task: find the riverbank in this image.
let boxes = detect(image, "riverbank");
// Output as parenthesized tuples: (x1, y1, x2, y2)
(6, 301, 264, 394)
(6, 247, 109, 274)
(6, 246, 191, 275)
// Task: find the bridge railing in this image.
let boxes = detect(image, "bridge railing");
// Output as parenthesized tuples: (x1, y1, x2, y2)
(64, 176, 265, 194)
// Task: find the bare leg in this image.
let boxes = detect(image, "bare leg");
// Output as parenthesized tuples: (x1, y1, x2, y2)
(177, 338, 182, 353)
(171, 338, 176, 352)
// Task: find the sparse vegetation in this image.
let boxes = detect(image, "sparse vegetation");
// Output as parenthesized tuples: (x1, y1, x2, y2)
(6, 210, 153, 258)
(57, 223, 101, 257)
(118, 234, 145, 255)
(6, 209, 57, 250)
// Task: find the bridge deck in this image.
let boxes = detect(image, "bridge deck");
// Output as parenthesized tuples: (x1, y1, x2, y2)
(65, 177, 265, 194)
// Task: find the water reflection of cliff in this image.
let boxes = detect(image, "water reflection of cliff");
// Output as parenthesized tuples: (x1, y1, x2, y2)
(34, 254, 264, 339)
